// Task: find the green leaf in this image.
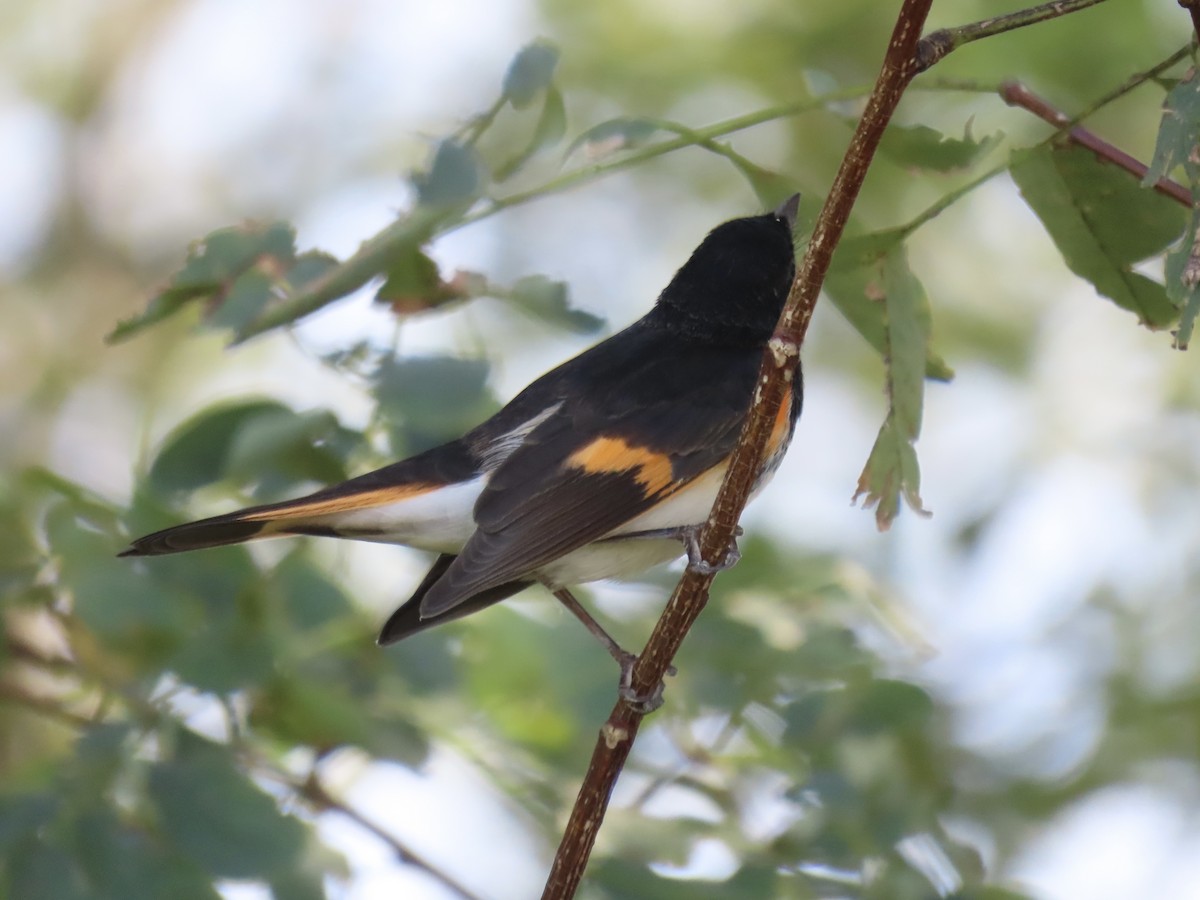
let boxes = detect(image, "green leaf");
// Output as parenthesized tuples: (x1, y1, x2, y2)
(249, 675, 372, 751)
(68, 810, 220, 900)
(1143, 67, 1200, 187)
(1011, 144, 1187, 328)
(224, 407, 358, 498)
(0, 794, 59, 855)
(878, 122, 1003, 172)
(502, 40, 559, 109)
(373, 355, 496, 450)
(566, 117, 659, 160)
(825, 256, 954, 381)
(506, 274, 604, 334)
(108, 223, 338, 342)
(4, 839, 90, 900)
(148, 733, 306, 880)
(375, 245, 443, 307)
(852, 250, 932, 529)
(414, 140, 484, 209)
(146, 399, 294, 494)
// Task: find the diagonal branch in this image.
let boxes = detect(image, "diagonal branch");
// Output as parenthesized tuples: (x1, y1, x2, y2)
(1000, 80, 1192, 206)
(539, 1, 934, 897)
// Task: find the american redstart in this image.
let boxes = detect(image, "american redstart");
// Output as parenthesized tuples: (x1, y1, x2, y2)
(122, 196, 802, 686)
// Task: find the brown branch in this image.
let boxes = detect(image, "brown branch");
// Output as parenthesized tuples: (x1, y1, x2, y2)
(917, 0, 1111, 71)
(538, 2, 934, 897)
(1180, 0, 1200, 42)
(1001, 80, 1193, 207)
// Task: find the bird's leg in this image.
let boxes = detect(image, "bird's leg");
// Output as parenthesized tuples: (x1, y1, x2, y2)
(548, 586, 674, 712)
(600, 524, 743, 575)
(550, 587, 634, 672)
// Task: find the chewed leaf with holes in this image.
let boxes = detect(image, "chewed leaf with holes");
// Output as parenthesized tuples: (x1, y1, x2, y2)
(853, 250, 932, 530)
(877, 122, 1003, 172)
(1145, 68, 1200, 348)
(1011, 144, 1187, 329)
(107, 222, 337, 344)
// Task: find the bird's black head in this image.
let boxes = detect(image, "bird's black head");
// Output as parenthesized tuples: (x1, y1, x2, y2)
(649, 196, 798, 345)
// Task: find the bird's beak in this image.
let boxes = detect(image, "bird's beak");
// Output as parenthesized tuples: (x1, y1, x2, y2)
(773, 193, 801, 231)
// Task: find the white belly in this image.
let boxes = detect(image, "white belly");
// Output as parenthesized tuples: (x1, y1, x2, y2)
(318, 478, 483, 553)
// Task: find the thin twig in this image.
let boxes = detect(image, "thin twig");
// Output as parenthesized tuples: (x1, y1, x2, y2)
(1001, 80, 1192, 206)
(917, 0, 1111, 71)
(292, 769, 486, 900)
(539, 2, 935, 897)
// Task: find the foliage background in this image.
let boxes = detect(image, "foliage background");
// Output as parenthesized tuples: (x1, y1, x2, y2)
(2, 1, 1198, 898)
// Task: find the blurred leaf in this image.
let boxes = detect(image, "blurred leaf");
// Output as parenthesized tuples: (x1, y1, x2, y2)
(273, 553, 356, 631)
(566, 117, 659, 160)
(506, 274, 604, 334)
(878, 122, 1003, 172)
(148, 733, 306, 880)
(108, 223, 337, 343)
(852, 250, 932, 529)
(414, 140, 485, 209)
(502, 40, 560, 109)
(68, 810, 219, 900)
(0, 794, 59, 856)
(495, 86, 568, 181)
(146, 399, 293, 494)
(1011, 144, 1186, 327)
(373, 355, 496, 450)
(50, 505, 197, 662)
(270, 869, 328, 900)
(848, 679, 934, 735)
(1143, 67, 1200, 187)
(376, 245, 450, 310)
(225, 407, 358, 499)
(249, 675, 372, 751)
(4, 839, 90, 900)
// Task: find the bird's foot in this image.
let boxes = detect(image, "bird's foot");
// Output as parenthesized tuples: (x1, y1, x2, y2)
(679, 525, 742, 575)
(617, 653, 675, 714)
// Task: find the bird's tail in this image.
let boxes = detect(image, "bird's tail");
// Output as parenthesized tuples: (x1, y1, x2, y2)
(118, 475, 442, 558)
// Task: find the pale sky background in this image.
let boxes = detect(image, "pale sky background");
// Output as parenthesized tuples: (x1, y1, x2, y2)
(3, 1, 1199, 898)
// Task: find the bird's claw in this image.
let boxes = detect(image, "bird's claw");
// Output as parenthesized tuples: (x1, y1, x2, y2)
(618, 654, 676, 714)
(683, 526, 742, 575)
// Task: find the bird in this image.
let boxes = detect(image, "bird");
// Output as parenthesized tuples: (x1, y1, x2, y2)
(120, 196, 803, 694)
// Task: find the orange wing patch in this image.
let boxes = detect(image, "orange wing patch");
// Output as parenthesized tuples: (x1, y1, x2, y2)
(567, 437, 675, 495)
(765, 390, 793, 458)
(239, 483, 436, 522)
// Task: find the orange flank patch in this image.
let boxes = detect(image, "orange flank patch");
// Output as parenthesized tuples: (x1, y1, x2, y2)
(239, 483, 436, 522)
(765, 390, 793, 458)
(567, 437, 675, 495)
